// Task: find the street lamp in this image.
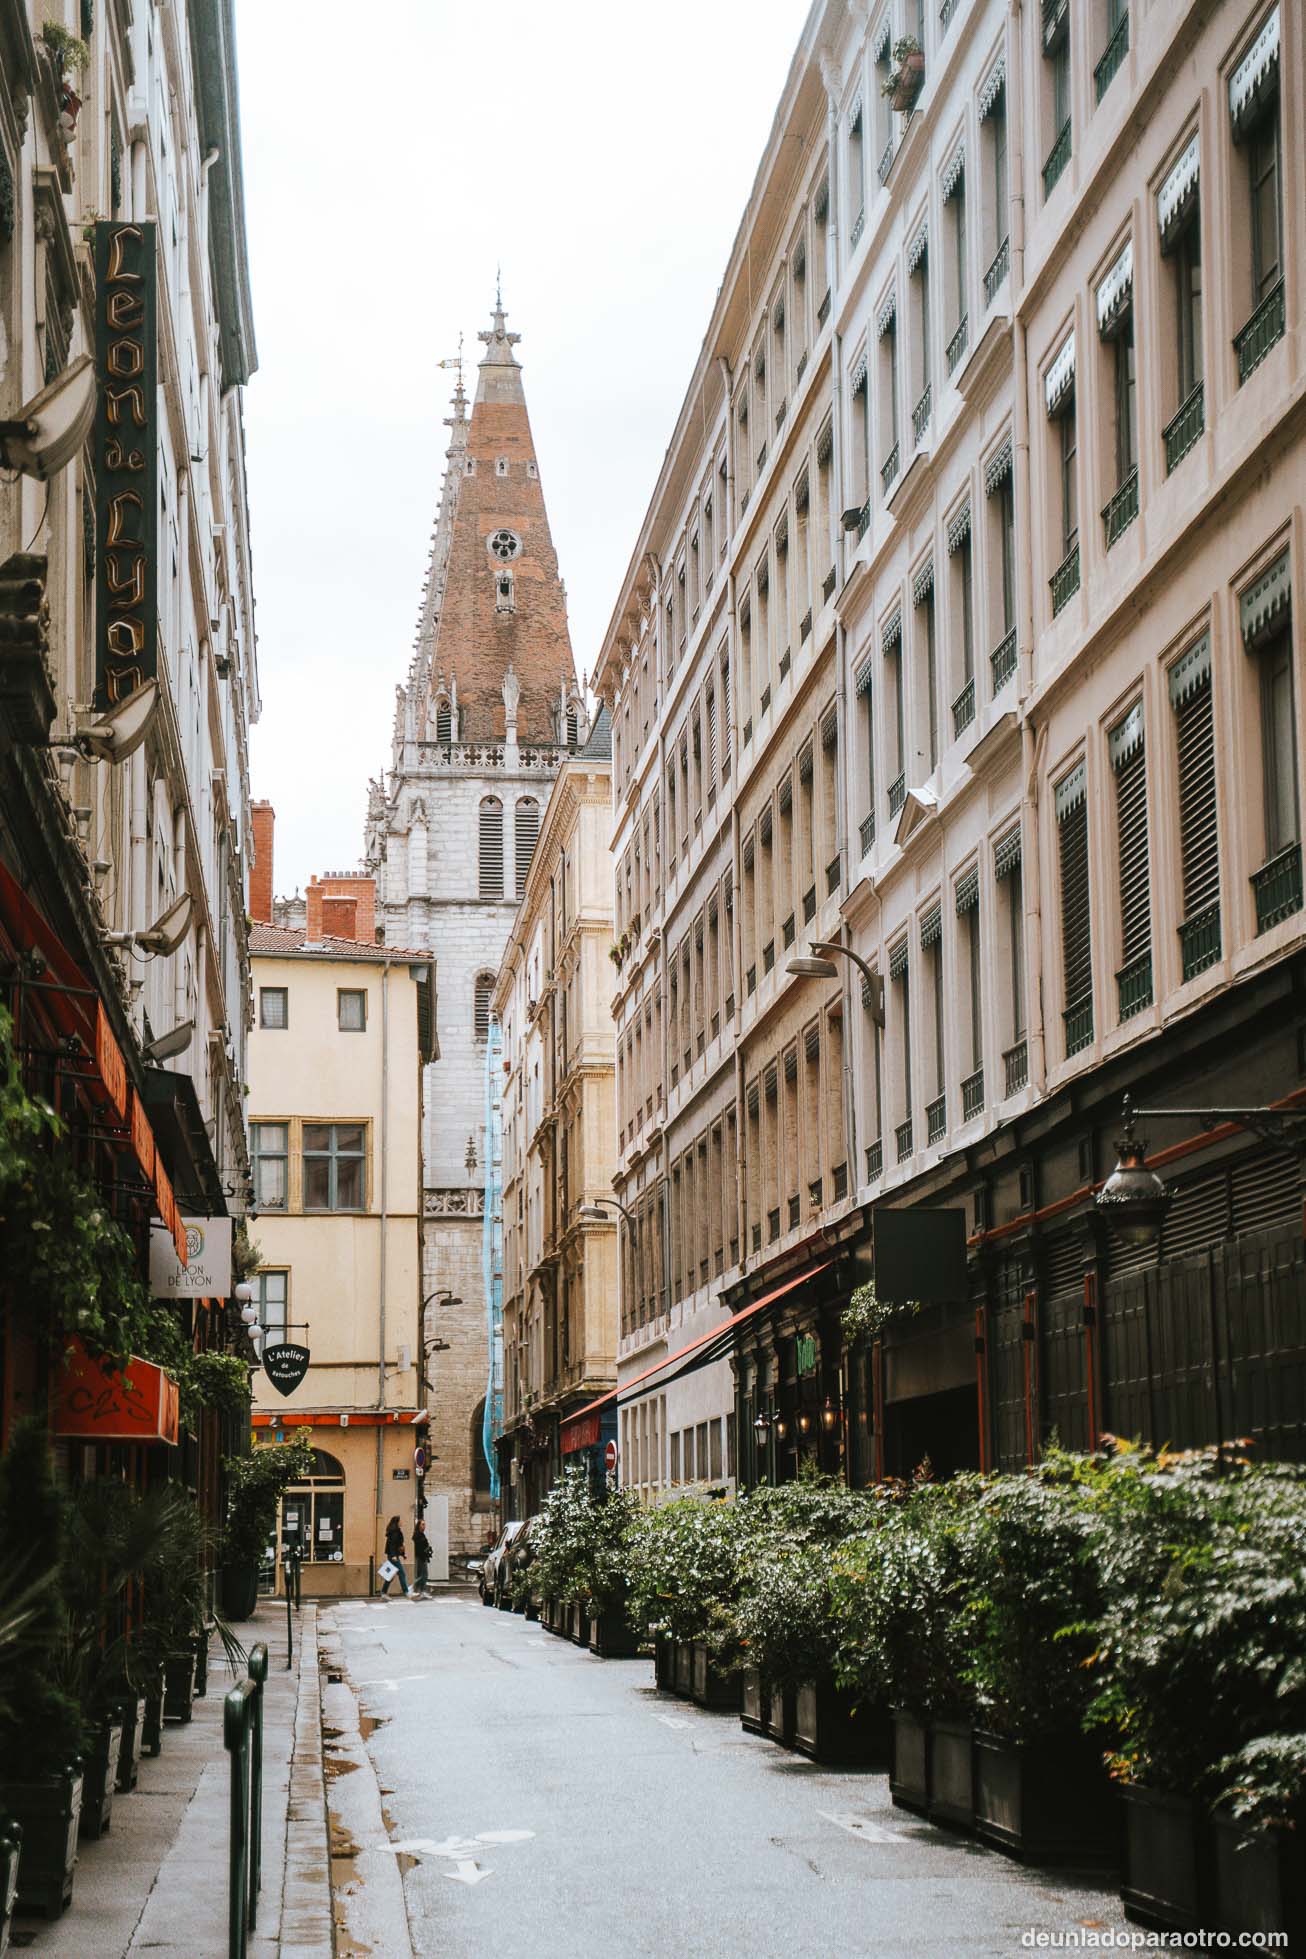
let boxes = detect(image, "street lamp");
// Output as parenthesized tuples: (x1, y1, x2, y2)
(577, 1197, 637, 1226)
(786, 938, 885, 1024)
(752, 1407, 772, 1445)
(1095, 1093, 1306, 1248)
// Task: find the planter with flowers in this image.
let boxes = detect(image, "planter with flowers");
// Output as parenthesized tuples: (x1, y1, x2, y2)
(882, 37, 925, 112)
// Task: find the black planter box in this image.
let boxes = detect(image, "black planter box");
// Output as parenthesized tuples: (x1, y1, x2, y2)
(0, 1770, 82, 1920)
(1, 1817, 21, 1959)
(890, 1709, 930, 1815)
(221, 1563, 260, 1622)
(794, 1679, 890, 1768)
(1211, 1807, 1305, 1944)
(929, 1720, 976, 1831)
(655, 1635, 676, 1691)
(1120, 1784, 1206, 1931)
(79, 1719, 124, 1841)
(673, 1639, 694, 1698)
(570, 1604, 590, 1649)
(141, 1666, 166, 1757)
(765, 1684, 796, 1747)
(164, 1650, 197, 1723)
(115, 1697, 144, 1794)
(740, 1667, 770, 1737)
(589, 1607, 640, 1658)
(691, 1644, 740, 1712)
(193, 1625, 212, 1699)
(974, 1731, 1118, 1866)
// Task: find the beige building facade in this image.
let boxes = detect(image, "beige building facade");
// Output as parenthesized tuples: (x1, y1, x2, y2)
(596, 0, 1305, 1490)
(494, 722, 619, 1516)
(247, 892, 436, 1594)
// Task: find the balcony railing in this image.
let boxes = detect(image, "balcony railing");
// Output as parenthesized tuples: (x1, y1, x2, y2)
(962, 1067, 985, 1121)
(1252, 841, 1303, 933)
(946, 315, 968, 375)
(895, 1118, 914, 1162)
(860, 812, 876, 856)
(1064, 995, 1094, 1057)
(990, 626, 1018, 695)
(826, 855, 842, 895)
(818, 289, 831, 328)
(952, 677, 976, 737)
(881, 442, 900, 494)
(832, 1161, 849, 1200)
(1042, 119, 1072, 197)
(1094, 9, 1128, 101)
(1163, 384, 1204, 475)
(1178, 901, 1221, 981)
(877, 136, 896, 186)
(796, 350, 809, 383)
(984, 235, 1009, 306)
(855, 499, 871, 542)
(1235, 279, 1285, 385)
(800, 607, 813, 641)
(1116, 949, 1153, 1020)
(822, 565, 837, 601)
(888, 772, 906, 818)
(1103, 467, 1139, 548)
(1003, 1038, 1028, 1096)
(912, 384, 932, 446)
(866, 1139, 883, 1181)
(851, 206, 866, 249)
(1050, 542, 1080, 615)
(926, 1094, 947, 1145)
(940, 0, 961, 25)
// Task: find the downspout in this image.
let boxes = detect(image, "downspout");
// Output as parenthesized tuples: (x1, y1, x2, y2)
(376, 961, 391, 1526)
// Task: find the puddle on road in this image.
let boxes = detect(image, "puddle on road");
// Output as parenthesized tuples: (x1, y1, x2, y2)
(359, 1710, 389, 1739)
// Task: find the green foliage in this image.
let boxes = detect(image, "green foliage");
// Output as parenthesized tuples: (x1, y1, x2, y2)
(221, 1431, 314, 1569)
(231, 1220, 262, 1285)
(625, 1492, 750, 1653)
(840, 1281, 923, 1345)
(41, 21, 90, 71)
(1212, 1733, 1306, 1836)
(178, 1351, 251, 1430)
(527, 1465, 640, 1615)
(0, 1423, 84, 1773)
(733, 1478, 883, 1689)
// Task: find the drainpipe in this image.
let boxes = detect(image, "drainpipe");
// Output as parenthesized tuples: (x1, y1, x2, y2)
(376, 961, 391, 1527)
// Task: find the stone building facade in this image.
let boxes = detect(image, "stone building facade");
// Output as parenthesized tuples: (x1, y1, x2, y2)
(596, 0, 1306, 1490)
(364, 306, 587, 1554)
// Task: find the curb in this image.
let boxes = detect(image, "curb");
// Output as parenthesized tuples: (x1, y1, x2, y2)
(318, 1619, 415, 1959)
(275, 1604, 335, 1959)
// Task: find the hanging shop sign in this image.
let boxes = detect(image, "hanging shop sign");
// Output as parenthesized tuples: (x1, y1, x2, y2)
(93, 221, 157, 709)
(795, 1333, 819, 1378)
(52, 1336, 180, 1446)
(150, 1215, 231, 1299)
(263, 1343, 311, 1397)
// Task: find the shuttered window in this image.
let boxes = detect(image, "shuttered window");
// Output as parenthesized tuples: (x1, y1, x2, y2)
(474, 974, 493, 1041)
(1056, 765, 1092, 1053)
(1110, 705, 1152, 1019)
(478, 797, 504, 898)
(515, 798, 540, 895)
(1170, 642, 1220, 977)
(720, 659, 732, 775)
(706, 689, 718, 786)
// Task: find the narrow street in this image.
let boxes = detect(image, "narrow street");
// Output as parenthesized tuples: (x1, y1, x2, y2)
(323, 1594, 1127, 1959)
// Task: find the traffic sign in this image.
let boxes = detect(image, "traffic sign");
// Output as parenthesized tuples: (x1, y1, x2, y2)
(604, 1439, 618, 1473)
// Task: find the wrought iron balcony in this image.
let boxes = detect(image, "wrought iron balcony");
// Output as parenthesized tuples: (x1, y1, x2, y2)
(895, 1118, 914, 1162)
(990, 626, 1017, 695)
(1163, 384, 1204, 475)
(1050, 542, 1080, 616)
(888, 771, 906, 818)
(912, 384, 932, 447)
(800, 607, 813, 642)
(1094, 9, 1128, 101)
(1102, 466, 1139, 548)
(860, 811, 876, 856)
(881, 442, 900, 494)
(946, 315, 968, 376)
(1235, 279, 1285, 384)
(856, 499, 871, 542)
(877, 136, 896, 186)
(1063, 995, 1094, 1057)
(940, 0, 961, 25)
(1042, 119, 1072, 197)
(984, 235, 1009, 307)
(952, 677, 976, 737)
(1003, 1039, 1028, 1096)
(822, 565, 837, 601)
(866, 1139, 883, 1181)
(832, 1161, 849, 1200)
(962, 1068, 985, 1121)
(926, 1094, 947, 1145)
(851, 206, 866, 250)
(1252, 841, 1303, 933)
(1116, 949, 1153, 1021)
(1178, 901, 1221, 981)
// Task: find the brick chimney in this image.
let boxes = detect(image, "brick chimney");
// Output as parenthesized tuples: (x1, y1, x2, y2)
(250, 802, 275, 924)
(306, 873, 376, 945)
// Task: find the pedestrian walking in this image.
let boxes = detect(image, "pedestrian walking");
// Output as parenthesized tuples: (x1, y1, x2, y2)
(412, 1518, 432, 1595)
(378, 1515, 409, 1596)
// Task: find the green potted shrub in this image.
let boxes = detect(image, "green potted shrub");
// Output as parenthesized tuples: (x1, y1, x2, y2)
(962, 1463, 1116, 1864)
(220, 1431, 313, 1620)
(627, 1493, 746, 1709)
(1209, 1734, 1306, 1943)
(0, 1425, 84, 1919)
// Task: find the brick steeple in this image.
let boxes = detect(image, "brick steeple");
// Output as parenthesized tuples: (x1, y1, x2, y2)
(416, 300, 579, 748)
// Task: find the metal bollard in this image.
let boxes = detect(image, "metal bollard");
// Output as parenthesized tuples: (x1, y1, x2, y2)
(284, 1550, 295, 1670)
(223, 1640, 268, 1959)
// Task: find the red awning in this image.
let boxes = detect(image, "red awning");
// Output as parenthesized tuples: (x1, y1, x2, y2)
(52, 1337, 180, 1446)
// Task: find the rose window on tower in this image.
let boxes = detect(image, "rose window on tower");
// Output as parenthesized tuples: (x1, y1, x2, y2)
(489, 530, 521, 561)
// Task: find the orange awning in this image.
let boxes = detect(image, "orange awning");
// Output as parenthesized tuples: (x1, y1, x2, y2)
(52, 1337, 179, 1446)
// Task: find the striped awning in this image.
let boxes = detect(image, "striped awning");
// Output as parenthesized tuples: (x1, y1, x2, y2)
(821, 705, 839, 749)
(920, 903, 943, 948)
(994, 825, 1022, 879)
(1054, 760, 1087, 821)
(1240, 549, 1291, 647)
(855, 653, 875, 695)
(978, 57, 1005, 121)
(850, 349, 869, 393)
(816, 420, 834, 464)
(1108, 701, 1144, 770)
(1168, 633, 1211, 705)
(849, 87, 864, 133)
(877, 290, 897, 339)
(814, 177, 830, 222)
(881, 608, 902, 653)
(1096, 241, 1133, 336)
(946, 504, 971, 555)
(1229, 7, 1280, 136)
(912, 558, 934, 606)
(888, 937, 910, 980)
(1045, 334, 1075, 416)
(985, 436, 1013, 496)
(1158, 133, 1200, 248)
(908, 221, 929, 274)
(955, 866, 980, 915)
(873, 12, 892, 60)
(942, 147, 965, 203)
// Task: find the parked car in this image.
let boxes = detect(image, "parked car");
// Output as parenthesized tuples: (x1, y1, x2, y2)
(497, 1517, 534, 1610)
(478, 1520, 526, 1606)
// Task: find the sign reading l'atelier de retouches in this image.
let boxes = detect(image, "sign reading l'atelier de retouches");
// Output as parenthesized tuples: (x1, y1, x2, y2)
(263, 1344, 311, 1398)
(93, 221, 157, 710)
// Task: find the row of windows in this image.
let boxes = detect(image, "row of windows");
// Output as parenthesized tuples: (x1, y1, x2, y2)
(618, 1400, 739, 1491)
(259, 987, 366, 1033)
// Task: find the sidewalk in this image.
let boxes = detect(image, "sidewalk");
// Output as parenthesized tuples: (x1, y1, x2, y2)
(20, 1600, 332, 1959)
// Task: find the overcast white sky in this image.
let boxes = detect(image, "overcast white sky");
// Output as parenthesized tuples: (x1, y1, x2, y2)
(236, 0, 813, 897)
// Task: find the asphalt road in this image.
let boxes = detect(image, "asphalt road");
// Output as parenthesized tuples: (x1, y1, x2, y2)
(323, 1592, 1127, 1959)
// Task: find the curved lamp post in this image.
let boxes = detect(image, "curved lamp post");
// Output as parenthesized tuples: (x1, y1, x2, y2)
(1095, 1094, 1306, 1248)
(786, 937, 884, 1024)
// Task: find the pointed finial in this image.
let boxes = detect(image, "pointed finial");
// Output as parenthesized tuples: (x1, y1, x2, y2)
(496, 262, 502, 311)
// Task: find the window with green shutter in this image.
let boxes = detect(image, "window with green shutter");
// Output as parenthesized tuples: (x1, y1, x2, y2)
(1110, 704, 1152, 1018)
(1170, 637, 1221, 977)
(1056, 764, 1092, 1054)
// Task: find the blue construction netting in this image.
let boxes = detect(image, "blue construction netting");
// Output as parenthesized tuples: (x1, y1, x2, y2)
(480, 1016, 504, 1499)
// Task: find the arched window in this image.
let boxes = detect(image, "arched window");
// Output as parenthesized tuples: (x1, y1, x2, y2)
(515, 797, 540, 894)
(435, 699, 453, 744)
(474, 973, 494, 1041)
(478, 797, 504, 897)
(472, 1396, 493, 1497)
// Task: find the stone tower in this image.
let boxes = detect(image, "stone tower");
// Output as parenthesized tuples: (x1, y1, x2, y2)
(365, 301, 585, 1558)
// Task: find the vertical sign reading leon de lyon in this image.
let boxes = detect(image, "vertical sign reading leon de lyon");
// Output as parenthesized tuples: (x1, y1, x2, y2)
(94, 222, 157, 710)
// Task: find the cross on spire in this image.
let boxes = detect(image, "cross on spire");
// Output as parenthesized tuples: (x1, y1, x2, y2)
(478, 284, 521, 366)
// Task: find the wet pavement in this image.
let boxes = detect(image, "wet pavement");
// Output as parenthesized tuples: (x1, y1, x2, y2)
(322, 1590, 1128, 1958)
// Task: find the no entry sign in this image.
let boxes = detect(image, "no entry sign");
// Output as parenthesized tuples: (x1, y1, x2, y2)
(604, 1439, 618, 1473)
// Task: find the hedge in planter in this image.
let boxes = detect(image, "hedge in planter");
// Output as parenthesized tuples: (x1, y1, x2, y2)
(221, 1431, 314, 1619)
(527, 1466, 641, 1650)
(626, 1489, 749, 1675)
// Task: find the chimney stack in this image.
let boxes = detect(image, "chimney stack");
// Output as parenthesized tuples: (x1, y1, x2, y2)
(250, 802, 275, 924)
